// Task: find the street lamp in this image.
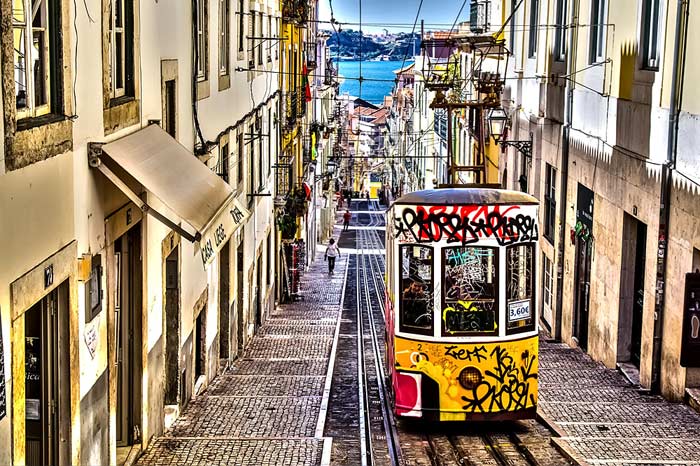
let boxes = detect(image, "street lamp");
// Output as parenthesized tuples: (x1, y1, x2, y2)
(487, 106, 534, 193)
(487, 107, 509, 144)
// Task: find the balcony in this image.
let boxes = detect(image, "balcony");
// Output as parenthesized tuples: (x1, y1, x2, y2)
(324, 58, 338, 86)
(282, 0, 309, 26)
(306, 43, 317, 70)
(285, 91, 299, 128)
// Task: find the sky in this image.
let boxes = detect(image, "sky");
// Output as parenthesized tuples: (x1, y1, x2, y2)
(318, 0, 471, 34)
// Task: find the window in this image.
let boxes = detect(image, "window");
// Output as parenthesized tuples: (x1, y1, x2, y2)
(554, 0, 568, 61)
(641, 0, 661, 70)
(268, 233, 274, 287)
(442, 247, 498, 336)
(109, 0, 128, 97)
(543, 253, 553, 309)
(528, 0, 539, 58)
(275, 17, 279, 59)
(399, 246, 434, 335)
(248, 124, 255, 203)
(218, 142, 229, 183)
(237, 131, 244, 184)
(509, 0, 517, 56)
(256, 114, 263, 189)
(544, 163, 556, 243)
(249, 11, 256, 68)
(589, 0, 606, 63)
(164, 79, 177, 138)
(13, 0, 54, 117)
(258, 12, 264, 66)
(506, 244, 535, 335)
(219, 0, 230, 76)
(196, 0, 208, 81)
(267, 108, 272, 179)
(237, 0, 244, 53)
(267, 15, 272, 62)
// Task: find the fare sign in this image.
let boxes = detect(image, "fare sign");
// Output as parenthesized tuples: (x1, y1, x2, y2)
(508, 299, 531, 323)
(200, 197, 250, 266)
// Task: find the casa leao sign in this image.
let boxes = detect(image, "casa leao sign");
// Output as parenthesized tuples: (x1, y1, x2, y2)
(199, 197, 250, 266)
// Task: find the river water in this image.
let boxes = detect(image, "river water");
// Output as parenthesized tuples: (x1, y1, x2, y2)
(337, 60, 412, 105)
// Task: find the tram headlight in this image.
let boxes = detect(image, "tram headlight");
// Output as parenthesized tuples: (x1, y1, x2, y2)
(458, 366, 482, 390)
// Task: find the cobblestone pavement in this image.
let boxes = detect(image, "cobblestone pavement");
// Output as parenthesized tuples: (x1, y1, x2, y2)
(137, 223, 348, 466)
(539, 339, 700, 465)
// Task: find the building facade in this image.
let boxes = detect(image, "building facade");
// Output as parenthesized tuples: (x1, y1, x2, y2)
(0, 0, 327, 464)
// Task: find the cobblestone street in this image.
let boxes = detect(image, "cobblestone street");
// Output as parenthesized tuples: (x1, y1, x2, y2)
(539, 339, 700, 465)
(136, 227, 347, 466)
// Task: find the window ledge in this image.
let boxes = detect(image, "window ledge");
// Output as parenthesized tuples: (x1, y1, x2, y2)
(108, 95, 136, 108)
(16, 113, 69, 132)
(8, 116, 73, 171)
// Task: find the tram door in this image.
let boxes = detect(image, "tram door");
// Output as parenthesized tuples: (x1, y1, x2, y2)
(25, 283, 70, 466)
(115, 225, 143, 446)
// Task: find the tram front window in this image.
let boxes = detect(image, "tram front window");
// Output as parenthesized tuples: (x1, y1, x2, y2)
(400, 246, 434, 335)
(442, 246, 498, 335)
(506, 243, 535, 334)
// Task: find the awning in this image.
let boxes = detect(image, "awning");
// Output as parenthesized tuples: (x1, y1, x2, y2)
(89, 124, 250, 266)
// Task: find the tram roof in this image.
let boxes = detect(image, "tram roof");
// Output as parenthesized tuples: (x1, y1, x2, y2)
(393, 188, 538, 206)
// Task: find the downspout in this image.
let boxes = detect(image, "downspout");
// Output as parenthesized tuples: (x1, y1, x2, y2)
(554, 0, 579, 341)
(651, 0, 689, 393)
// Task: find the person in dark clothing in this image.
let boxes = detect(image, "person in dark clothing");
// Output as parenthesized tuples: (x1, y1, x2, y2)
(343, 210, 352, 231)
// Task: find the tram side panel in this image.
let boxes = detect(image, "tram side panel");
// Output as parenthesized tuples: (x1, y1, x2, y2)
(387, 198, 540, 421)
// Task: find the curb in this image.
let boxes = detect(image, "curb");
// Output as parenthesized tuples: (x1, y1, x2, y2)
(536, 410, 591, 466)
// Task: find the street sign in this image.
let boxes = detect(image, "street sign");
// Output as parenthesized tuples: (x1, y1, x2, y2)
(680, 272, 700, 367)
(199, 197, 250, 267)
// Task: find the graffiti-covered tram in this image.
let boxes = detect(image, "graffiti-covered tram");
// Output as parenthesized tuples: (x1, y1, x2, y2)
(385, 188, 540, 421)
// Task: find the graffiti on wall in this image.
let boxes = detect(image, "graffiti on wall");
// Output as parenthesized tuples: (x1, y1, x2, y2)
(393, 205, 538, 245)
(394, 337, 538, 417)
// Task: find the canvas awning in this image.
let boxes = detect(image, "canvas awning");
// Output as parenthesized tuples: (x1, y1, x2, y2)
(90, 124, 249, 266)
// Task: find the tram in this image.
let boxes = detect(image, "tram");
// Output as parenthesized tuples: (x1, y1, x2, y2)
(385, 188, 540, 421)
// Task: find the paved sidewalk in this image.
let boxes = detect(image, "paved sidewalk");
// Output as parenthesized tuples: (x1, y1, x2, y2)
(539, 339, 700, 465)
(137, 229, 347, 465)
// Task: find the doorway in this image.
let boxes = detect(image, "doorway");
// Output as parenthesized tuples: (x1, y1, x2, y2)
(194, 308, 206, 382)
(618, 214, 647, 367)
(255, 253, 263, 329)
(573, 184, 594, 351)
(236, 240, 245, 356)
(164, 246, 180, 405)
(219, 241, 231, 362)
(24, 283, 70, 466)
(115, 224, 143, 447)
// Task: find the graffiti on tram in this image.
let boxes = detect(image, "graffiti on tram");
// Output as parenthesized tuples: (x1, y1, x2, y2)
(392, 204, 538, 246)
(394, 337, 538, 415)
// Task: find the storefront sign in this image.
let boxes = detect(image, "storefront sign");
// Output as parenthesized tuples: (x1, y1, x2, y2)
(0, 315, 6, 420)
(199, 197, 250, 266)
(680, 272, 700, 367)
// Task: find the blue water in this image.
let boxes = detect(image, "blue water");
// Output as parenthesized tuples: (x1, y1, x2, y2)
(337, 61, 411, 105)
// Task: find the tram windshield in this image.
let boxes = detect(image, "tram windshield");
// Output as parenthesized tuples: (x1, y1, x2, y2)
(399, 246, 434, 335)
(506, 243, 535, 334)
(442, 247, 498, 336)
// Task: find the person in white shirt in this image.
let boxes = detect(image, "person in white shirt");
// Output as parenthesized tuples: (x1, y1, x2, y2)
(325, 238, 341, 275)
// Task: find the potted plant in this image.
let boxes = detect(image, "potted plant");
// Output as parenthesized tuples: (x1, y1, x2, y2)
(278, 213, 298, 240)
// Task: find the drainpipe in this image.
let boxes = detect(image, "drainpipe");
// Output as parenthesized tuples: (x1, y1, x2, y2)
(651, 0, 689, 394)
(554, 0, 579, 341)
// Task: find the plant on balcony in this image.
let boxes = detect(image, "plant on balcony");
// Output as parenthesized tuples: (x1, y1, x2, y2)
(286, 186, 309, 217)
(277, 213, 298, 240)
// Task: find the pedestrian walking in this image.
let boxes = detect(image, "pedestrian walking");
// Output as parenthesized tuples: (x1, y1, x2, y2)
(343, 210, 352, 231)
(325, 238, 340, 275)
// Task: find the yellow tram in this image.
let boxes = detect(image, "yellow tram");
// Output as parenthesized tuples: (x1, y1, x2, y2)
(385, 188, 540, 421)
